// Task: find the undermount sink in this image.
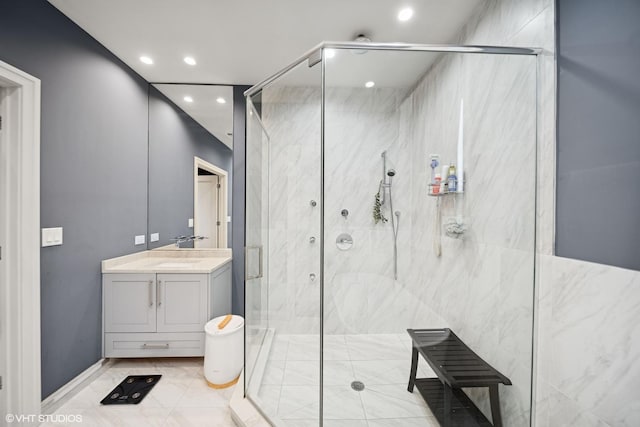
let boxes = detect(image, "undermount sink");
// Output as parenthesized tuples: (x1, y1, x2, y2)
(155, 261, 199, 268)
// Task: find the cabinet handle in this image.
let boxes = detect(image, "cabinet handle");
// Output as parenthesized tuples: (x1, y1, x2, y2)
(157, 280, 162, 307)
(142, 343, 169, 349)
(148, 280, 154, 307)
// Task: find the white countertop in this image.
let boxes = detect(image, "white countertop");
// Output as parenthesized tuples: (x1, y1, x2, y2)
(102, 248, 232, 274)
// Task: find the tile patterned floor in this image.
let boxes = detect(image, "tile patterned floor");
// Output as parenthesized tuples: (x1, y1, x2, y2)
(249, 333, 440, 427)
(42, 358, 237, 427)
(43, 334, 440, 427)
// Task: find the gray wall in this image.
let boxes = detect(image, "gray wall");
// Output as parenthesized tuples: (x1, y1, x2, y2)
(232, 86, 250, 315)
(0, 1, 149, 397)
(556, 0, 640, 270)
(147, 86, 232, 249)
(0, 1, 245, 398)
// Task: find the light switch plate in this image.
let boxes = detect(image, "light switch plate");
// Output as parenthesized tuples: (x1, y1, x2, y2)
(227, 216, 231, 223)
(150, 233, 159, 242)
(188, 218, 194, 228)
(42, 227, 63, 247)
(135, 235, 145, 245)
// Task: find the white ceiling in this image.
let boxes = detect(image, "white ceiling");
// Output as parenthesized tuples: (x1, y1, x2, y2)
(48, 0, 483, 86)
(48, 0, 483, 147)
(153, 84, 233, 148)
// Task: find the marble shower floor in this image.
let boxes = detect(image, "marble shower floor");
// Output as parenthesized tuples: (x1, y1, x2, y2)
(42, 358, 236, 427)
(251, 333, 440, 427)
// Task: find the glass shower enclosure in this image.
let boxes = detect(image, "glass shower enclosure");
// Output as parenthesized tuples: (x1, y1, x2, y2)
(244, 43, 539, 426)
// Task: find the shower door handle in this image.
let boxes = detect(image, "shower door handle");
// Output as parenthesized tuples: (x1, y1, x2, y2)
(245, 245, 263, 280)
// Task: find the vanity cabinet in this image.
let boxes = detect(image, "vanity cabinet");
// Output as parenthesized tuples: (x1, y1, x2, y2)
(103, 273, 157, 333)
(102, 262, 231, 357)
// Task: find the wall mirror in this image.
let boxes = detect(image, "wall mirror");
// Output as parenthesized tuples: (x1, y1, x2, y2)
(147, 84, 234, 250)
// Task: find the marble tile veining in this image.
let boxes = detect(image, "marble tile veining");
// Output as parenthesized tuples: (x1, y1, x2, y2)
(254, 2, 554, 426)
(537, 255, 640, 427)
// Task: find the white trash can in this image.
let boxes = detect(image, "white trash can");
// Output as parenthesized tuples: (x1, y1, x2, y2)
(204, 314, 244, 388)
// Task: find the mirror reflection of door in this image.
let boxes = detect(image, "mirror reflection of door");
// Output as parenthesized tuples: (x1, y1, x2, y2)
(196, 171, 219, 248)
(194, 156, 228, 248)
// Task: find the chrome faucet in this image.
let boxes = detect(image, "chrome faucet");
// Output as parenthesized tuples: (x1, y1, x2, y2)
(171, 235, 208, 248)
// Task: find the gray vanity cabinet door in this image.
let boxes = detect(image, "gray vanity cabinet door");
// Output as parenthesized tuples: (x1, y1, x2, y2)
(156, 273, 208, 333)
(103, 273, 156, 333)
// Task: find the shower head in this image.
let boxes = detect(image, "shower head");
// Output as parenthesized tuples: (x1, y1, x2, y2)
(387, 169, 396, 177)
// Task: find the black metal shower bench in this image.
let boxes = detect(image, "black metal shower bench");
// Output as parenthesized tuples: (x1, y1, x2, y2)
(407, 328, 512, 427)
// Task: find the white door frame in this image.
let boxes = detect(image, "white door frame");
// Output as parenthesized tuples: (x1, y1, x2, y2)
(193, 156, 228, 248)
(196, 174, 219, 247)
(0, 60, 41, 417)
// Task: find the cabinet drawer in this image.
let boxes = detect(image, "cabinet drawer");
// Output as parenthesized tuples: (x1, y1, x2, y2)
(104, 332, 205, 358)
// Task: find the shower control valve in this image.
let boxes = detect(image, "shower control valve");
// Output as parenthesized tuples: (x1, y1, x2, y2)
(309, 236, 316, 244)
(309, 273, 316, 282)
(341, 209, 349, 218)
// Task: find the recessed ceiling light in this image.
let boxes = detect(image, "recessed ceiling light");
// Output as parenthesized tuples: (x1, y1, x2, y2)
(365, 81, 375, 88)
(325, 49, 336, 59)
(184, 96, 193, 103)
(398, 7, 414, 21)
(184, 56, 196, 66)
(216, 97, 226, 104)
(140, 56, 153, 65)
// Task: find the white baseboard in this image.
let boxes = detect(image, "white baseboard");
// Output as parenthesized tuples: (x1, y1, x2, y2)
(41, 358, 111, 413)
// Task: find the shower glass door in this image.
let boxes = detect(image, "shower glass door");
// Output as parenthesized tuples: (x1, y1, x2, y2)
(245, 93, 270, 389)
(244, 56, 322, 425)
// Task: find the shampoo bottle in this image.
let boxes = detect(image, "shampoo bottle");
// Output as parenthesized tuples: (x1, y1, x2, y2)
(448, 163, 457, 192)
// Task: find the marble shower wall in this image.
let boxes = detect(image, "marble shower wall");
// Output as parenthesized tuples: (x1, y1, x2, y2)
(399, 49, 537, 426)
(262, 85, 410, 335)
(322, 87, 411, 335)
(251, 1, 640, 426)
(262, 86, 323, 336)
(444, 1, 555, 425)
(261, 51, 538, 427)
(536, 255, 640, 427)
(434, 1, 640, 426)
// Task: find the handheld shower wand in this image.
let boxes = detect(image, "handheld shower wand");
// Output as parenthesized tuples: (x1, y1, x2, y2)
(379, 151, 388, 204)
(387, 169, 400, 280)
